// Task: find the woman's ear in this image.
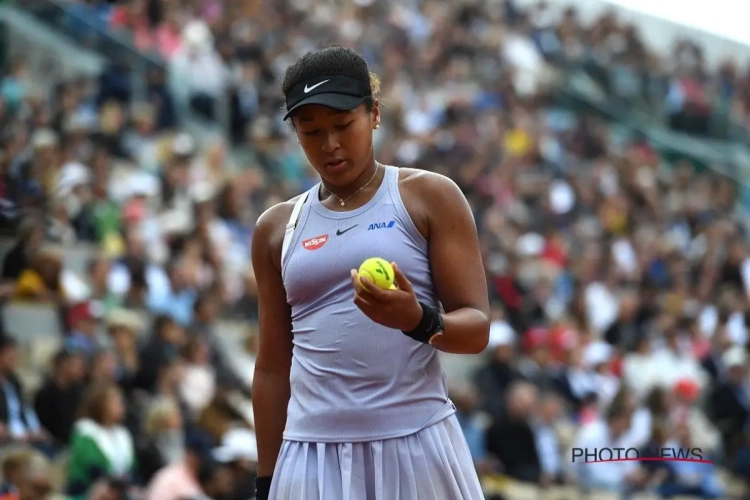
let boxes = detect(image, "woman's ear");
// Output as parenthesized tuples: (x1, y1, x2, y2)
(372, 100, 380, 130)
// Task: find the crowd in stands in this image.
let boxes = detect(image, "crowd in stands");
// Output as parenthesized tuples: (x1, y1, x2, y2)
(0, 0, 749, 499)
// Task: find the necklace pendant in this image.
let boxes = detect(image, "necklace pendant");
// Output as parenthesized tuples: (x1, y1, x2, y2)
(340, 201, 345, 207)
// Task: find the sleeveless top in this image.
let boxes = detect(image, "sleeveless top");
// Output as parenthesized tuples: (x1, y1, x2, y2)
(281, 165, 455, 442)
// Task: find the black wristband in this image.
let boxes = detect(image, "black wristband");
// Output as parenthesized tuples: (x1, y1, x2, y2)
(402, 302, 443, 344)
(255, 476, 272, 500)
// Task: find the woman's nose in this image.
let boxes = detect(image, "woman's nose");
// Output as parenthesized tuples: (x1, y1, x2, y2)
(321, 132, 340, 153)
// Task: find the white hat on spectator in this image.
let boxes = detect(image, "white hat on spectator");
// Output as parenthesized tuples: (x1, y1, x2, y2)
(487, 320, 515, 350)
(515, 232, 544, 257)
(57, 162, 91, 196)
(212, 428, 258, 463)
(584, 341, 613, 368)
(182, 20, 213, 50)
(191, 182, 216, 203)
(106, 309, 143, 332)
(31, 128, 58, 149)
(722, 346, 747, 368)
(549, 179, 575, 214)
(172, 133, 196, 157)
(127, 172, 159, 198)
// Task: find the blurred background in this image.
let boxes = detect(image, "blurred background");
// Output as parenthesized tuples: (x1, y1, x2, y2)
(0, 0, 749, 499)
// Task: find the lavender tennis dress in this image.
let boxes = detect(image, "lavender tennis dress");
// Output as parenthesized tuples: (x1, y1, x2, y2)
(271, 165, 484, 499)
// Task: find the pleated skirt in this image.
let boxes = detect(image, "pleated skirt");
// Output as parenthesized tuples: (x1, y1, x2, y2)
(269, 414, 485, 500)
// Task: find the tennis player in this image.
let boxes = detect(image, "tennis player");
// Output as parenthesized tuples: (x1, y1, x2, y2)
(252, 45, 490, 500)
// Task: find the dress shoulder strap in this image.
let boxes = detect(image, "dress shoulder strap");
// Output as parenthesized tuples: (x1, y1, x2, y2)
(281, 191, 310, 264)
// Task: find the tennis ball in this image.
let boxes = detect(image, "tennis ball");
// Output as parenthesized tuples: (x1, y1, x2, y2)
(358, 257, 396, 290)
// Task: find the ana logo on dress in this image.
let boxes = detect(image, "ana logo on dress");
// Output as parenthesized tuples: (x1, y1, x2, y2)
(302, 234, 329, 250)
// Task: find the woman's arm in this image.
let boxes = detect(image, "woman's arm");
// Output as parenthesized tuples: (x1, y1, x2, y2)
(352, 171, 490, 354)
(251, 203, 295, 478)
(414, 172, 490, 354)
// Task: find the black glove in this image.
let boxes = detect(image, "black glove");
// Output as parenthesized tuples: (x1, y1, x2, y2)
(255, 476, 272, 500)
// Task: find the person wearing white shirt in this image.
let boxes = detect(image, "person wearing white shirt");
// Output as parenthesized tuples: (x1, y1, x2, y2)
(570, 405, 644, 498)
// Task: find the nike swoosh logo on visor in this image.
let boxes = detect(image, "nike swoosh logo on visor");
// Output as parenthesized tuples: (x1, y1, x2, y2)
(304, 80, 330, 93)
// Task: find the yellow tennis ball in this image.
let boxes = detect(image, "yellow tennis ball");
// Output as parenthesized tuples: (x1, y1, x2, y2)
(358, 257, 396, 290)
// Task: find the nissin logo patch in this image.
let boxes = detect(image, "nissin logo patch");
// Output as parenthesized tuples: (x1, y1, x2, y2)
(367, 221, 396, 230)
(302, 234, 329, 250)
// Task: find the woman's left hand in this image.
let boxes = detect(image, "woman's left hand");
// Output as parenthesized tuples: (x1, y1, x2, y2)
(351, 262, 423, 332)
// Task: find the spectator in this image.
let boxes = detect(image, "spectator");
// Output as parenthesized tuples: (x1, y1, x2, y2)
(144, 432, 214, 500)
(486, 381, 542, 483)
(65, 302, 101, 358)
(452, 385, 490, 471)
(137, 397, 185, 483)
(66, 383, 136, 499)
(146, 261, 196, 326)
(669, 378, 720, 453)
(14, 451, 53, 500)
(34, 349, 87, 445)
(532, 392, 566, 486)
(135, 314, 185, 393)
(555, 346, 598, 416)
(211, 428, 258, 500)
(709, 346, 749, 460)
(189, 292, 243, 391)
(12, 248, 65, 303)
(179, 336, 216, 419)
(571, 404, 644, 495)
(473, 316, 521, 417)
(0, 447, 30, 500)
(0, 337, 52, 454)
(89, 350, 119, 386)
(656, 422, 724, 499)
(168, 21, 229, 121)
(106, 309, 142, 392)
(1, 217, 44, 282)
(195, 458, 233, 500)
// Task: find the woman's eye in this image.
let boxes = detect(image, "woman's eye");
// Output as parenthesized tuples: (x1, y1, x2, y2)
(302, 130, 320, 137)
(335, 121, 354, 131)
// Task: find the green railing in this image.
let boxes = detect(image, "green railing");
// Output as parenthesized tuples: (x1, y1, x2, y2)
(556, 58, 749, 144)
(554, 61, 750, 176)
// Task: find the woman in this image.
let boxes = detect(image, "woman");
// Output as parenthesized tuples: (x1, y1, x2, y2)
(179, 336, 216, 418)
(137, 397, 185, 483)
(252, 46, 489, 500)
(66, 383, 137, 499)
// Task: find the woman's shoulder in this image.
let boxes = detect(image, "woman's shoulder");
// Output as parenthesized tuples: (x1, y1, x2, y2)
(395, 167, 464, 199)
(72, 419, 133, 443)
(253, 193, 310, 260)
(257, 192, 311, 230)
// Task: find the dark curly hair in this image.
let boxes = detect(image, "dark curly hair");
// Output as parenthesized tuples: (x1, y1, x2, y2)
(281, 45, 381, 115)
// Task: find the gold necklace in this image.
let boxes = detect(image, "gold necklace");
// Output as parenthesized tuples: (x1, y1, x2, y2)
(327, 163, 380, 207)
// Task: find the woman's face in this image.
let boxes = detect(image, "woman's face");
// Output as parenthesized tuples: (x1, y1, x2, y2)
(26, 227, 44, 251)
(113, 329, 136, 351)
(191, 342, 210, 365)
(161, 321, 184, 344)
(292, 103, 379, 189)
(163, 409, 182, 430)
(91, 259, 110, 287)
(94, 353, 117, 381)
(105, 389, 125, 424)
